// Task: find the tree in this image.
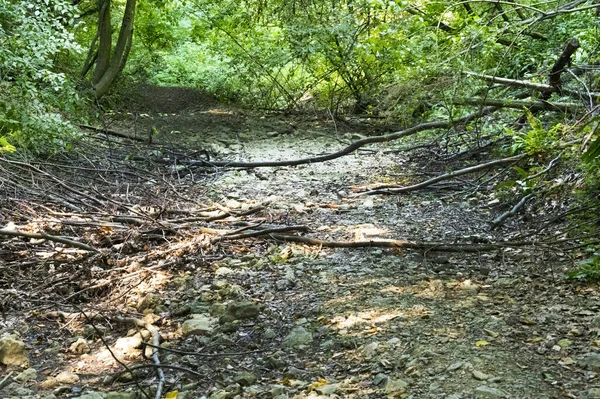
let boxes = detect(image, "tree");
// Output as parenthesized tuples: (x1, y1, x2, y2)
(82, 0, 137, 98)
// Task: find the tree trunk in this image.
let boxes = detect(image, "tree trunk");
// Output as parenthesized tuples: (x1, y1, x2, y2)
(89, 0, 137, 98)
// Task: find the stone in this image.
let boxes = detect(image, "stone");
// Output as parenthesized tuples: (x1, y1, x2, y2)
(263, 328, 276, 340)
(181, 314, 217, 336)
(104, 391, 139, 399)
(582, 353, 600, 368)
(227, 301, 261, 320)
(373, 373, 389, 386)
(282, 326, 313, 349)
(315, 383, 340, 395)
(82, 324, 106, 339)
(385, 378, 408, 394)
(14, 367, 38, 382)
(137, 293, 163, 312)
(474, 385, 509, 398)
(208, 390, 228, 399)
(363, 341, 379, 358)
(234, 371, 257, 386)
(114, 334, 143, 355)
(270, 384, 286, 396)
(5, 383, 35, 396)
(582, 388, 600, 399)
(70, 338, 90, 354)
(40, 377, 58, 389)
(171, 304, 192, 317)
(55, 370, 79, 384)
(472, 370, 490, 380)
(77, 393, 104, 399)
(447, 361, 464, 372)
(0, 334, 28, 366)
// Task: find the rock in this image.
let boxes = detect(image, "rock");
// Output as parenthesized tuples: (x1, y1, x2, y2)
(270, 385, 286, 397)
(363, 341, 379, 358)
(55, 370, 79, 384)
(5, 382, 35, 396)
(181, 314, 217, 336)
(114, 334, 143, 355)
(472, 370, 490, 380)
(373, 373, 389, 386)
(104, 391, 138, 399)
(171, 304, 192, 317)
(137, 293, 162, 312)
(14, 367, 38, 382)
(387, 337, 401, 345)
(70, 338, 90, 354)
(208, 390, 228, 399)
(234, 371, 257, 386)
(447, 361, 464, 372)
(209, 303, 226, 317)
(493, 278, 518, 288)
(583, 388, 600, 399)
(582, 353, 600, 368)
(474, 385, 509, 398)
(263, 328, 276, 340)
(282, 326, 312, 349)
(221, 322, 239, 333)
(384, 378, 408, 394)
(316, 383, 341, 395)
(77, 393, 104, 399)
(0, 334, 28, 366)
(40, 377, 58, 389)
(227, 301, 261, 320)
(592, 314, 600, 329)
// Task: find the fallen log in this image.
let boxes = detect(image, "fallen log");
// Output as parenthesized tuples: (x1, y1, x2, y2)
(453, 97, 581, 113)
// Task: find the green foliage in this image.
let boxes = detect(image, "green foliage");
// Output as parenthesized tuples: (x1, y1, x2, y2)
(0, 0, 83, 154)
(566, 255, 600, 282)
(504, 110, 561, 155)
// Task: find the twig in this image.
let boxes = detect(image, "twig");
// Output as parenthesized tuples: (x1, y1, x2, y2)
(490, 193, 535, 229)
(0, 372, 14, 390)
(355, 154, 526, 195)
(0, 226, 100, 252)
(142, 342, 266, 357)
(269, 233, 546, 252)
(212, 225, 310, 243)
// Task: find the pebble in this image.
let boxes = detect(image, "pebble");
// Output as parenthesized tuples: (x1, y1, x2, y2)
(474, 385, 509, 398)
(472, 370, 490, 380)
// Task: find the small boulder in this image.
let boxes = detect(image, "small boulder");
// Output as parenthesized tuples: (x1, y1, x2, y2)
(114, 334, 143, 355)
(70, 338, 90, 354)
(0, 334, 28, 366)
(104, 391, 139, 399)
(182, 314, 217, 336)
(14, 367, 38, 383)
(55, 370, 79, 384)
(77, 393, 104, 399)
(227, 301, 261, 320)
(234, 371, 257, 386)
(282, 326, 313, 349)
(474, 385, 509, 398)
(137, 293, 163, 312)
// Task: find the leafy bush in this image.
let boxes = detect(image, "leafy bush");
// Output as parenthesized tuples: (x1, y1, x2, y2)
(0, 0, 82, 154)
(566, 255, 600, 282)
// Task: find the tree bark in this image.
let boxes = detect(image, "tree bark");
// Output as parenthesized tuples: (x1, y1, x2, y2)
(91, 0, 137, 98)
(92, 0, 111, 85)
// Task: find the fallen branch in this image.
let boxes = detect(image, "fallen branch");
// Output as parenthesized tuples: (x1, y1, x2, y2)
(490, 193, 535, 229)
(269, 234, 546, 252)
(212, 225, 310, 243)
(354, 154, 526, 196)
(80, 124, 149, 143)
(0, 226, 100, 253)
(464, 72, 600, 100)
(453, 98, 582, 113)
(169, 106, 500, 168)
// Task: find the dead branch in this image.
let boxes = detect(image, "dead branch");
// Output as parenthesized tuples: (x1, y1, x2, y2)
(490, 193, 535, 229)
(0, 226, 100, 252)
(547, 38, 580, 96)
(453, 98, 582, 113)
(269, 233, 547, 252)
(212, 225, 311, 243)
(464, 71, 600, 100)
(355, 154, 526, 196)
(142, 342, 265, 357)
(80, 124, 150, 143)
(166, 106, 500, 169)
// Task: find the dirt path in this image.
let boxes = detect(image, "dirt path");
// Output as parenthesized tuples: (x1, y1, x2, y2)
(1, 86, 599, 399)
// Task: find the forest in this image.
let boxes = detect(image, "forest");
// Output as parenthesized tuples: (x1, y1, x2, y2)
(1, 0, 600, 398)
